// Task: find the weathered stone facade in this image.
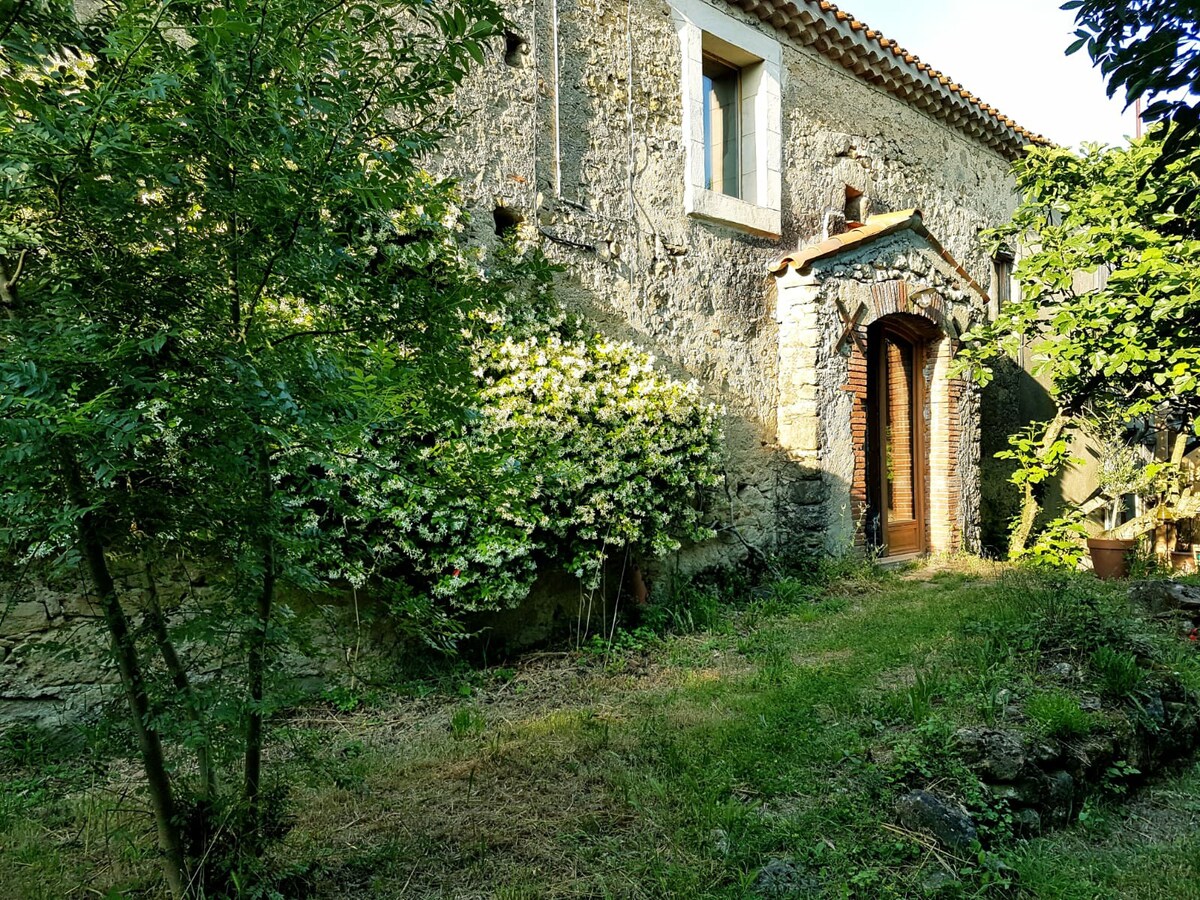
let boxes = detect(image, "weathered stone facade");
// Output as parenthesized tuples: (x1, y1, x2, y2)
(439, 0, 1033, 563)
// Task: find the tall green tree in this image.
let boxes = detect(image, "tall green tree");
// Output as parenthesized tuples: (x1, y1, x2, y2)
(0, 0, 504, 893)
(959, 136, 1200, 553)
(1066, 0, 1200, 214)
(963, 138, 1200, 421)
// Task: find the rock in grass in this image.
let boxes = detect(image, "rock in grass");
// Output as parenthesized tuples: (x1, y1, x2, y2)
(894, 790, 978, 849)
(710, 827, 730, 857)
(1012, 806, 1042, 836)
(753, 859, 820, 898)
(1129, 580, 1200, 613)
(953, 727, 1026, 781)
(1050, 662, 1074, 680)
(920, 869, 962, 893)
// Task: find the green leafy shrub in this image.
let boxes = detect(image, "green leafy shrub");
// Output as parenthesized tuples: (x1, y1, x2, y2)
(1091, 646, 1142, 697)
(1026, 690, 1092, 739)
(341, 288, 724, 614)
(582, 626, 658, 657)
(1016, 514, 1089, 570)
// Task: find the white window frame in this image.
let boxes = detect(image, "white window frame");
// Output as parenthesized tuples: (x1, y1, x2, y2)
(673, 0, 782, 239)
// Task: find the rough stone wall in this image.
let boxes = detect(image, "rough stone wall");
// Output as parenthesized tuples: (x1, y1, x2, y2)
(0, 564, 626, 728)
(0, 568, 344, 729)
(0, 577, 116, 727)
(438, 0, 1016, 567)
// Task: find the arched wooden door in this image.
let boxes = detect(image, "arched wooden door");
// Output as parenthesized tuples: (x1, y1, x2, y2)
(868, 318, 928, 557)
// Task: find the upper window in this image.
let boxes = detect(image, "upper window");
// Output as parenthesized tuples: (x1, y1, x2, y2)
(673, 0, 782, 238)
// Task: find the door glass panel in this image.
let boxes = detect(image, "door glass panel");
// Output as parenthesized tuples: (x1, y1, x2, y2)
(885, 336, 916, 523)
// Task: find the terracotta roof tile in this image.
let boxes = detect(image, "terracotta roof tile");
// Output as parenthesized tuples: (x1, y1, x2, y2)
(724, 0, 1051, 157)
(767, 209, 990, 302)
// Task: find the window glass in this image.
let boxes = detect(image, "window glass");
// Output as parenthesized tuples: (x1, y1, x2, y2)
(702, 55, 740, 199)
(993, 255, 1013, 306)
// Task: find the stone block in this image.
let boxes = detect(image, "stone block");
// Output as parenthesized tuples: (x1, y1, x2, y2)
(0, 601, 53, 635)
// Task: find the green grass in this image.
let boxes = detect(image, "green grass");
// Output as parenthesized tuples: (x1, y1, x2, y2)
(1092, 645, 1143, 698)
(1015, 763, 1200, 899)
(1026, 689, 1094, 739)
(5, 560, 1200, 898)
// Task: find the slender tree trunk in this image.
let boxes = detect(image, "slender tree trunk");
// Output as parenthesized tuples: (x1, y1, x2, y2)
(1155, 428, 1190, 556)
(143, 556, 217, 800)
(1008, 415, 1070, 558)
(243, 540, 275, 820)
(244, 447, 276, 822)
(63, 457, 188, 898)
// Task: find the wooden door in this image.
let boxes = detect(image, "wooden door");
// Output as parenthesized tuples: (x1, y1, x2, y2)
(872, 325, 927, 557)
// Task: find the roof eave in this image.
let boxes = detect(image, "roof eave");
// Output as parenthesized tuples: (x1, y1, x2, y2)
(723, 0, 1052, 159)
(770, 209, 991, 303)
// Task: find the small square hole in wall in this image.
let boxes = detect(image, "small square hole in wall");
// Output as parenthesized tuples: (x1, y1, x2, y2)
(504, 32, 530, 68)
(844, 186, 865, 227)
(493, 205, 523, 237)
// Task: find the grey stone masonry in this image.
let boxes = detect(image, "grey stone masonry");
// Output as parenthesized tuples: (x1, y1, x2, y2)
(436, 0, 1017, 563)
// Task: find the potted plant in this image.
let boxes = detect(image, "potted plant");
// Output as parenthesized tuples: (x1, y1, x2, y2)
(1083, 425, 1198, 578)
(1076, 422, 1147, 578)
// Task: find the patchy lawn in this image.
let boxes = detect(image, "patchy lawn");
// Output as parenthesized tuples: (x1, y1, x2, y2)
(5, 558, 1200, 898)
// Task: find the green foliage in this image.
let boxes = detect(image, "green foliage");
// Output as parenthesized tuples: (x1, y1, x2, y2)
(582, 625, 659, 658)
(0, 4, 725, 889)
(449, 705, 487, 740)
(1026, 690, 1093, 739)
(1017, 513, 1090, 570)
(9, 564, 1200, 896)
(904, 667, 944, 725)
(881, 666, 946, 725)
(642, 575, 725, 636)
(996, 421, 1081, 489)
(1066, 0, 1200, 189)
(1091, 646, 1142, 697)
(959, 133, 1200, 554)
(958, 138, 1200, 427)
(346, 295, 725, 611)
(0, 0, 509, 890)
(1100, 758, 1142, 796)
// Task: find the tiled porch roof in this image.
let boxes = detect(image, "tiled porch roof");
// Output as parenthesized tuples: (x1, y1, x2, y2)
(768, 209, 989, 300)
(723, 0, 1051, 159)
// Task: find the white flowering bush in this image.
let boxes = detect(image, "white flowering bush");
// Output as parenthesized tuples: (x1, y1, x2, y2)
(339, 284, 724, 612)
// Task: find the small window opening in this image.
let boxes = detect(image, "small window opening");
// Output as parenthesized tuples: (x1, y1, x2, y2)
(504, 32, 529, 68)
(844, 186, 865, 227)
(702, 54, 741, 199)
(493, 205, 522, 237)
(993, 251, 1014, 307)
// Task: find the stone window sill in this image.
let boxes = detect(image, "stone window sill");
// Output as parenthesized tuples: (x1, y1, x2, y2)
(687, 187, 781, 240)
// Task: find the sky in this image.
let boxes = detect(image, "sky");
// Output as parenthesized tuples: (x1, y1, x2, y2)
(838, 0, 1139, 149)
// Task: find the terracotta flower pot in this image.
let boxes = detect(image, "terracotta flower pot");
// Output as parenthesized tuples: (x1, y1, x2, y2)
(1087, 537, 1136, 580)
(1171, 550, 1197, 575)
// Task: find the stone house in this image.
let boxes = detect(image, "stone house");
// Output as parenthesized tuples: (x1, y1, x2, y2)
(0, 0, 1053, 727)
(441, 0, 1047, 565)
